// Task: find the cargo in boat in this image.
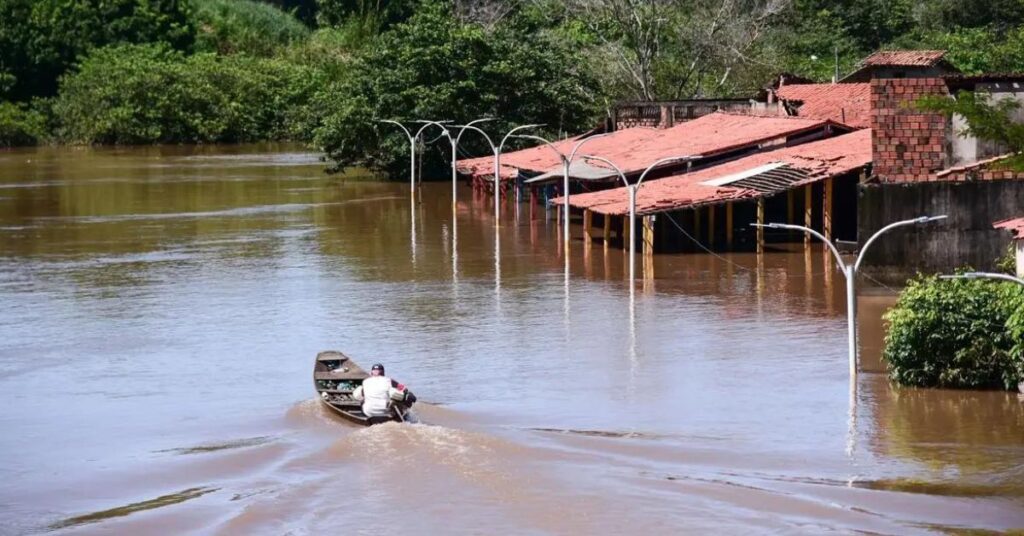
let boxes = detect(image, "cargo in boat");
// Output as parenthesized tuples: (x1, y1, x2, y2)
(313, 351, 415, 425)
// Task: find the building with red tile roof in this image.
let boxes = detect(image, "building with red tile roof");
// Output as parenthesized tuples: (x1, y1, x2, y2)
(862, 50, 948, 67)
(457, 112, 843, 185)
(842, 49, 957, 82)
(774, 83, 871, 128)
(995, 217, 1024, 239)
(558, 128, 872, 216)
(995, 217, 1024, 277)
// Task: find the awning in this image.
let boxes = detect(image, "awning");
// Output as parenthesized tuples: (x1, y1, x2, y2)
(524, 160, 621, 184)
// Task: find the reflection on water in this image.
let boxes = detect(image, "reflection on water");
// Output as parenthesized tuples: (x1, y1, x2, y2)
(0, 144, 1022, 533)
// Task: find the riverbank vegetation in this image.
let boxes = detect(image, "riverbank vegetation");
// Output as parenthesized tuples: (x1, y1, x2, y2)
(884, 273, 1024, 390)
(4, 0, 1024, 173)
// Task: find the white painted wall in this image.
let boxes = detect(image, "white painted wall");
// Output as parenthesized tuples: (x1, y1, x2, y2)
(1017, 240, 1024, 278)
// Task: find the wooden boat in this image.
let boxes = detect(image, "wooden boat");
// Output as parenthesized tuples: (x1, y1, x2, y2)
(313, 350, 415, 425)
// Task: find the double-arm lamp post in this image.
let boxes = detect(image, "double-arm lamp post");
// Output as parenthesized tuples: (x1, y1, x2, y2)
(452, 123, 544, 226)
(940, 272, 1024, 286)
(752, 215, 947, 380)
(377, 120, 451, 202)
(579, 155, 695, 286)
(512, 134, 610, 249)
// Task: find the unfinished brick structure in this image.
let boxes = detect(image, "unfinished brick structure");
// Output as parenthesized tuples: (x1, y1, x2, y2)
(869, 78, 949, 182)
(861, 74, 1024, 283)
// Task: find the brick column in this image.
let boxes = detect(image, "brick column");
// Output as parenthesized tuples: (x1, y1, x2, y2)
(870, 78, 950, 183)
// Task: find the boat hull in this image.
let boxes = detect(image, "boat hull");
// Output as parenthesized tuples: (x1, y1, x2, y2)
(313, 350, 414, 426)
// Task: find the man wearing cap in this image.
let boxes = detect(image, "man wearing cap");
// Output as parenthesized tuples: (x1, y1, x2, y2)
(352, 364, 412, 424)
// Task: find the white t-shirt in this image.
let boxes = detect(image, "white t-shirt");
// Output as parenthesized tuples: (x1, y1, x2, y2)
(353, 375, 400, 418)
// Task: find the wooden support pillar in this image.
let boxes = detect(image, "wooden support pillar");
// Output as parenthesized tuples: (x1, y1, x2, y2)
(787, 189, 795, 224)
(756, 198, 765, 255)
(803, 184, 812, 248)
(622, 214, 630, 251)
(725, 202, 734, 248)
(823, 177, 834, 242)
(642, 215, 655, 279)
(583, 209, 593, 240)
(707, 204, 716, 246)
(694, 207, 702, 244)
(529, 188, 536, 221)
(602, 214, 611, 249)
(643, 216, 655, 256)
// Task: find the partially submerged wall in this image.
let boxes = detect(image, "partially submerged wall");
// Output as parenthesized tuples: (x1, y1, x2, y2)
(858, 180, 1024, 284)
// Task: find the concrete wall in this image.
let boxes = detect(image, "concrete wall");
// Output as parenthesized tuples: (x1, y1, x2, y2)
(1018, 240, 1024, 278)
(950, 83, 1024, 166)
(858, 180, 1024, 284)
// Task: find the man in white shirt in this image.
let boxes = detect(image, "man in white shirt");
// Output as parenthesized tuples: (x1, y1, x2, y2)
(352, 363, 410, 423)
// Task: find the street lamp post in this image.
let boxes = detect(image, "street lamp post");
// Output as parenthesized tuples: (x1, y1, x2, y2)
(378, 120, 451, 202)
(451, 119, 495, 212)
(580, 155, 695, 286)
(453, 123, 544, 226)
(941, 272, 1024, 286)
(752, 215, 947, 380)
(496, 125, 543, 225)
(512, 134, 610, 249)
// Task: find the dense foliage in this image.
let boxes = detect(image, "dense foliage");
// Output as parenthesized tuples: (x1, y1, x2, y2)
(193, 0, 310, 56)
(4, 0, 1024, 175)
(54, 44, 320, 144)
(0, 0, 194, 101)
(0, 101, 48, 147)
(883, 275, 1024, 390)
(312, 0, 601, 174)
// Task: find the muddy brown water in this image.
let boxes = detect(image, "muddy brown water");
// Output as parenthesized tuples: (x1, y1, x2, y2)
(1, 145, 1022, 534)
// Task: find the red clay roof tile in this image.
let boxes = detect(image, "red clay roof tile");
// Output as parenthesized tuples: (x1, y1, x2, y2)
(558, 129, 872, 216)
(775, 83, 871, 128)
(994, 217, 1024, 239)
(862, 50, 947, 67)
(457, 112, 832, 181)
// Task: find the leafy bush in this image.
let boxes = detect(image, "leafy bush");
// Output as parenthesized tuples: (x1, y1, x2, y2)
(315, 0, 419, 30)
(0, 0, 194, 100)
(279, 28, 354, 77)
(312, 0, 602, 176)
(0, 101, 48, 147)
(884, 275, 1024, 390)
(192, 0, 310, 56)
(54, 44, 322, 144)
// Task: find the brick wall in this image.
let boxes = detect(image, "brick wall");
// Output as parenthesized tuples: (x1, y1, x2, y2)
(870, 78, 950, 182)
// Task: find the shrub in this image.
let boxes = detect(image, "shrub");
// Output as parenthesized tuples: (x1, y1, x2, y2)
(192, 0, 310, 56)
(883, 274, 1024, 390)
(53, 43, 322, 144)
(0, 100, 48, 147)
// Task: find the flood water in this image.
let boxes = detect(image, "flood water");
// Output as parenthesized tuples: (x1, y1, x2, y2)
(1, 145, 1022, 534)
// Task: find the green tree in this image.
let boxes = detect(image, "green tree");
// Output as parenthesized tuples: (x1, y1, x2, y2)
(312, 0, 602, 176)
(0, 0, 195, 101)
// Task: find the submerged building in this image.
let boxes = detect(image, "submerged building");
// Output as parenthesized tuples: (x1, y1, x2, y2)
(455, 49, 1024, 281)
